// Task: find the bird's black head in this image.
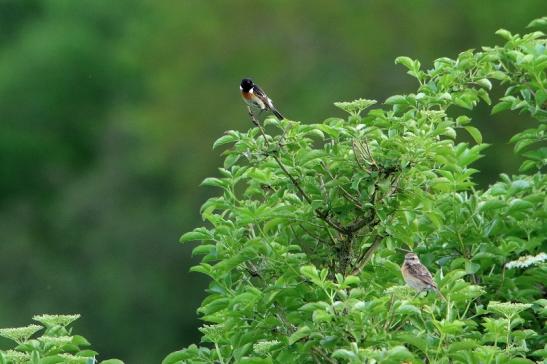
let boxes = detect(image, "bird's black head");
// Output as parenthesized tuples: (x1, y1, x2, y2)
(240, 78, 254, 92)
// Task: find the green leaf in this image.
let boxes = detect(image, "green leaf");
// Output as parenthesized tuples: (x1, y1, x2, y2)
(491, 101, 511, 114)
(456, 115, 471, 125)
(72, 335, 91, 346)
(300, 265, 319, 280)
(536, 89, 547, 106)
(495, 28, 513, 40)
(162, 351, 190, 364)
(514, 138, 537, 154)
(527, 16, 547, 28)
(179, 229, 211, 243)
(198, 298, 229, 316)
(506, 359, 535, 364)
(192, 244, 215, 257)
(519, 160, 537, 172)
(507, 199, 534, 213)
(465, 260, 480, 274)
(288, 326, 311, 345)
(396, 304, 421, 315)
(385, 95, 407, 105)
(213, 134, 237, 149)
(100, 360, 125, 364)
(464, 126, 483, 144)
(239, 358, 273, 364)
(223, 153, 240, 169)
(531, 347, 547, 358)
(332, 349, 358, 360)
(343, 275, 360, 286)
(395, 56, 417, 71)
(440, 270, 468, 287)
(77, 350, 98, 357)
(425, 211, 443, 228)
(448, 339, 479, 352)
(385, 346, 414, 361)
(312, 309, 332, 323)
(395, 333, 428, 353)
(475, 78, 492, 90)
(479, 199, 505, 212)
(454, 96, 473, 110)
(200, 177, 226, 188)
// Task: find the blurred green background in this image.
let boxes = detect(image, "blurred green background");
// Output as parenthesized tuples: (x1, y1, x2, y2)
(0, 0, 544, 362)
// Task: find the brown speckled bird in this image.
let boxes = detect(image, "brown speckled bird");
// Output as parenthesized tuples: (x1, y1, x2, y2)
(401, 253, 446, 300)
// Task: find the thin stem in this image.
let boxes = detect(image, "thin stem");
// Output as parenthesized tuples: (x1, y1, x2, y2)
(505, 318, 511, 351)
(362, 137, 377, 167)
(434, 333, 445, 362)
(248, 107, 270, 147)
(215, 342, 225, 364)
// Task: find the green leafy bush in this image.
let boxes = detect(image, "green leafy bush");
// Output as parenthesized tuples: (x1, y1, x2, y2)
(166, 17, 546, 364)
(0, 315, 123, 364)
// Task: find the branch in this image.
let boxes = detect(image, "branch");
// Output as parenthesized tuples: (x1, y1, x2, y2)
(246, 111, 348, 235)
(338, 233, 354, 274)
(321, 161, 364, 211)
(271, 154, 312, 204)
(271, 156, 346, 234)
(346, 214, 374, 233)
(311, 348, 337, 364)
(248, 107, 270, 147)
(351, 234, 384, 275)
(347, 171, 401, 233)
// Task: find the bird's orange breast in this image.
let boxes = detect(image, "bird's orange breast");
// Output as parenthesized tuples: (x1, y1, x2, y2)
(242, 91, 253, 100)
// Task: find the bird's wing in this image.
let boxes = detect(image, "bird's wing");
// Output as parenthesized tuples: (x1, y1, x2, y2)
(406, 263, 437, 288)
(252, 84, 273, 108)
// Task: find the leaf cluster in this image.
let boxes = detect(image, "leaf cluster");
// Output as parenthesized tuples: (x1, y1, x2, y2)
(166, 18, 546, 363)
(0, 315, 123, 364)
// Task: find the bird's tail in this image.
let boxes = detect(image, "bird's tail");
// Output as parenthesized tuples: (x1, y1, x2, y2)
(270, 107, 284, 120)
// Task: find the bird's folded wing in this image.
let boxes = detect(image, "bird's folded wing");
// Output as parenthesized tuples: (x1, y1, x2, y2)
(407, 264, 437, 288)
(252, 85, 273, 107)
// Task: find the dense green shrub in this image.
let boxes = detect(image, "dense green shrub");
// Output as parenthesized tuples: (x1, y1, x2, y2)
(165, 18, 546, 363)
(0, 315, 122, 364)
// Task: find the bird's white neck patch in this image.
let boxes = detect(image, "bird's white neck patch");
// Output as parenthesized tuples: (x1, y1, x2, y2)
(249, 88, 254, 94)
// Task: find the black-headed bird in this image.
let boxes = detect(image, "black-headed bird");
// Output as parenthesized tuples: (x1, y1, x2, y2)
(240, 78, 284, 120)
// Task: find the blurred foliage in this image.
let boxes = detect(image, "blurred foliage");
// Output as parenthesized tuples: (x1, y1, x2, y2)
(170, 21, 546, 362)
(0, 0, 545, 362)
(0, 314, 123, 363)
